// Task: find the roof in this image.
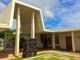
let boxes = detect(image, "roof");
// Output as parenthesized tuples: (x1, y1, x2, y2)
(0, 0, 45, 30)
(0, 0, 45, 33)
(44, 28, 80, 33)
(16, 0, 41, 11)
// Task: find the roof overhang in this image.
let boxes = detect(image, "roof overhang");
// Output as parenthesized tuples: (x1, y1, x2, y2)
(0, 0, 45, 31)
(44, 28, 80, 33)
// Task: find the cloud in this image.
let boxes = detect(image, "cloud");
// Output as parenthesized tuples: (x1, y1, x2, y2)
(52, 0, 80, 29)
(53, 9, 80, 29)
(43, 8, 55, 18)
(19, 0, 56, 18)
(19, 0, 80, 29)
(20, 0, 57, 7)
(44, 9, 54, 18)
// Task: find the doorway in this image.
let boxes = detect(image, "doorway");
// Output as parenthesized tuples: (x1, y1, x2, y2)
(40, 34, 52, 49)
(66, 36, 72, 51)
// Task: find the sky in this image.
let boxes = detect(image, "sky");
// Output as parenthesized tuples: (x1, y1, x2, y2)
(0, 0, 80, 30)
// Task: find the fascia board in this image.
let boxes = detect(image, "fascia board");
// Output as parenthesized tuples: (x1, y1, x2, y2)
(16, 1, 41, 11)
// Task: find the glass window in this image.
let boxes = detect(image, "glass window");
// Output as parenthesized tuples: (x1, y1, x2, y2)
(55, 36, 59, 44)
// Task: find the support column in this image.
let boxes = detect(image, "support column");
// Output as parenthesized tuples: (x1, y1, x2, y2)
(31, 12, 35, 39)
(15, 7, 21, 56)
(4, 31, 7, 51)
(72, 32, 76, 52)
(52, 33, 56, 49)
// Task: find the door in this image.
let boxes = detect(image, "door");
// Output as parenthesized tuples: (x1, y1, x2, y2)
(66, 36, 72, 51)
(43, 37, 48, 48)
(41, 35, 48, 48)
(40, 34, 52, 48)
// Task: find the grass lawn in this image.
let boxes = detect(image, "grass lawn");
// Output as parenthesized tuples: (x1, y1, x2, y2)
(33, 57, 61, 60)
(10, 57, 63, 60)
(10, 51, 80, 60)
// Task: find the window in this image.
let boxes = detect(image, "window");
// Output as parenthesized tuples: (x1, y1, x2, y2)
(55, 36, 59, 44)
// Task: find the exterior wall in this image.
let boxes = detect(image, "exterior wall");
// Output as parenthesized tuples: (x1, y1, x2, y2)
(21, 31, 80, 51)
(35, 34, 42, 48)
(74, 31, 80, 51)
(23, 33, 42, 48)
(58, 32, 71, 50)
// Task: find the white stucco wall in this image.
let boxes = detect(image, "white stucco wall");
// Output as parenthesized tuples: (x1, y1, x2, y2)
(58, 32, 71, 50)
(74, 31, 80, 51)
(24, 31, 80, 51)
(35, 34, 42, 48)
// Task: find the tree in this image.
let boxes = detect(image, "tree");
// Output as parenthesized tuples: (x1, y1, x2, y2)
(0, 29, 16, 48)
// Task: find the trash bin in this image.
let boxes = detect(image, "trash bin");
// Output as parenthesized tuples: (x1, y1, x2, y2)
(22, 38, 37, 58)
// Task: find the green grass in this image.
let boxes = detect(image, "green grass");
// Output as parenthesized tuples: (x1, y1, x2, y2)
(11, 57, 64, 60)
(32, 57, 62, 60)
(33, 57, 44, 60)
(48, 57, 63, 60)
(10, 51, 78, 60)
(10, 58, 23, 60)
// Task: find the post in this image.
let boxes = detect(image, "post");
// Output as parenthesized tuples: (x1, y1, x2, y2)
(52, 33, 55, 49)
(72, 32, 76, 52)
(4, 30, 7, 51)
(31, 12, 35, 39)
(15, 7, 21, 56)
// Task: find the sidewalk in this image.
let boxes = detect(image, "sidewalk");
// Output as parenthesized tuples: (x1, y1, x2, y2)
(0, 50, 22, 60)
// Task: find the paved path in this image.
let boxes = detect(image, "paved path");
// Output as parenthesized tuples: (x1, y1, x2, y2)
(0, 50, 22, 60)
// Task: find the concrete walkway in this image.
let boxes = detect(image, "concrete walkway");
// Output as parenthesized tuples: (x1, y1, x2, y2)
(0, 50, 22, 60)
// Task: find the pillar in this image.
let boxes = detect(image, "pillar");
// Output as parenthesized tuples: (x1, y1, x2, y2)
(52, 33, 56, 49)
(72, 32, 76, 52)
(31, 12, 35, 39)
(15, 7, 21, 56)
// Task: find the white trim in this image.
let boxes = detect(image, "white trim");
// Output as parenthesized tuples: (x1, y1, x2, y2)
(16, 1, 41, 11)
(15, 7, 20, 56)
(72, 32, 76, 51)
(44, 28, 80, 33)
(31, 12, 35, 38)
(39, 10, 45, 31)
(0, 24, 9, 28)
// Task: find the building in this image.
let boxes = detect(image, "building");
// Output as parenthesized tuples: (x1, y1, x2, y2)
(0, 0, 80, 57)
